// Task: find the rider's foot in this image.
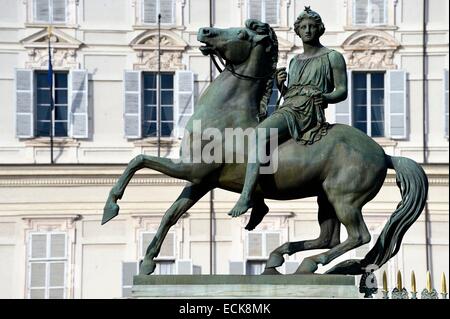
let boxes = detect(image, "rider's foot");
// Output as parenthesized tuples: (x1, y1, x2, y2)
(245, 201, 269, 230)
(228, 197, 254, 218)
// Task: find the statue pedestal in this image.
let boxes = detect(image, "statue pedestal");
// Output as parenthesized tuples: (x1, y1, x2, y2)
(132, 274, 359, 299)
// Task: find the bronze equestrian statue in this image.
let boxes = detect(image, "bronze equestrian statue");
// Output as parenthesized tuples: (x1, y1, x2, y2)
(102, 8, 428, 276)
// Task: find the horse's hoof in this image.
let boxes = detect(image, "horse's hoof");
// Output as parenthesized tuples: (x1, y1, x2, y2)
(139, 259, 156, 275)
(102, 202, 120, 225)
(295, 259, 318, 274)
(265, 252, 285, 268)
(261, 267, 282, 275)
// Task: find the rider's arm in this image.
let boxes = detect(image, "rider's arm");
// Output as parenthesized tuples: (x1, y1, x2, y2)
(323, 51, 347, 104)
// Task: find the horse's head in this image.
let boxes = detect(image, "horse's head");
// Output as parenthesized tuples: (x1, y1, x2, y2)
(197, 19, 278, 70)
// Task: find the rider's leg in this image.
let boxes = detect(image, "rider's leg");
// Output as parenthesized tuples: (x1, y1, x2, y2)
(228, 113, 291, 217)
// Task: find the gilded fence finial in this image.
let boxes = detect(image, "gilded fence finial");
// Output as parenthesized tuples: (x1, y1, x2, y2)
(392, 270, 408, 299)
(441, 273, 448, 299)
(410, 271, 417, 299)
(421, 271, 439, 299)
(382, 271, 389, 299)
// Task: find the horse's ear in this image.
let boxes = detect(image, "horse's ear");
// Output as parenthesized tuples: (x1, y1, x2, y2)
(253, 34, 269, 44)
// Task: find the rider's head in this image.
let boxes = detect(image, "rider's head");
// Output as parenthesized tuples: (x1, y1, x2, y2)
(294, 6, 325, 40)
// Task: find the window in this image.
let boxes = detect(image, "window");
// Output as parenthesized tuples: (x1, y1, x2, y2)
(141, 232, 176, 274)
(34, 0, 67, 23)
(36, 71, 68, 137)
(142, 0, 175, 24)
(247, 0, 279, 25)
(444, 69, 449, 138)
(246, 232, 280, 275)
(142, 72, 174, 137)
(124, 70, 193, 139)
(27, 232, 67, 299)
(352, 72, 385, 137)
(353, 0, 387, 25)
(16, 69, 89, 139)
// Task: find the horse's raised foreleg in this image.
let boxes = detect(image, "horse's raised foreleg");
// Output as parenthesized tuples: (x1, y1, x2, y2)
(103, 154, 219, 224)
(262, 193, 340, 274)
(294, 201, 371, 274)
(139, 182, 211, 275)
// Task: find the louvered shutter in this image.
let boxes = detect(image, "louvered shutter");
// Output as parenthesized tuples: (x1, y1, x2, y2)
(30, 263, 46, 290)
(247, 233, 263, 257)
(35, 0, 50, 22)
(143, 0, 157, 23)
(387, 70, 407, 139)
(69, 69, 89, 138)
(50, 234, 66, 258)
(371, 0, 386, 24)
(160, 0, 174, 24)
(31, 234, 47, 259)
(265, 233, 280, 257)
(160, 232, 175, 258)
(354, 0, 369, 25)
(248, 0, 262, 20)
(124, 70, 142, 139)
(176, 260, 193, 274)
(174, 70, 194, 138)
(444, 69, 449, 138)
(141, 232, 155, 258)
(52, 0, 66, 22)
(229, 261, 245, 274)
(334, 70, 352, 125)
(16, 69, 34, 138)
(264, 0, 278, 25)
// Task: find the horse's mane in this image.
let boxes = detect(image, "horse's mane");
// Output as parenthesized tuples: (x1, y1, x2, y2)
(245, 19, 279, 122)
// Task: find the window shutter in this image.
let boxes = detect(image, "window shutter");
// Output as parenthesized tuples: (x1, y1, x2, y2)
(50, 234, 66, 258)
(264, 0, 278, 25)
(124, 70, 142, 139)
(387, 69, 407, 139)
(15, 69, 34, 138)
(174, 70, 194, 138)
(265, 233, 280, 257)
(371, 0, 386, 24)
(141, 232, 155, 258)
(159, 232, 175, 258)
(160, 0, 174, 24)
(35, 0, 50, 22)
(354, 0, 369, 25)
(143, 0, 157, 23)
(48, 262, 65, 297)
(30, 263, 46, 288)
(31, 234, 47, 259)
(229, 261, 245, 274)
(69, 69, 89, 138)
(334, 70, 352, 125)
(176, 260, 193, 274)
(248, 0, 262, 20)
(52, 0, 66, 22)
(247, 233, 263, 257)
(444, 69, 449, 138)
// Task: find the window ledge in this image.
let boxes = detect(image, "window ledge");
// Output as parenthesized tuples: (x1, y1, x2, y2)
(372, 137, 398, 147)
(344, 25, 398, 31)
(24, 23, 79, 29)
(24, 138, 80, 147)
(133, 138, 180, 147)
(132, 25, 186, 31)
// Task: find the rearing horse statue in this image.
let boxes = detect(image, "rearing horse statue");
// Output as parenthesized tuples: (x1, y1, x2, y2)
(102, 20, 428, 276)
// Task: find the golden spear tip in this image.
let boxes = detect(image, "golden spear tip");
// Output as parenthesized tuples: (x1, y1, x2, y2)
(382, 270, 387, 291)
(441, 273, 447, 294)
(397, 270, 403, 290)
(426, 271, 432, 292)
(411, 271, 416, 293)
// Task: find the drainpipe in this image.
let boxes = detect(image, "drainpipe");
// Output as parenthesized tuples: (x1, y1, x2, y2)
(422, 0, 432, 273)
(209, 0, 216, 275)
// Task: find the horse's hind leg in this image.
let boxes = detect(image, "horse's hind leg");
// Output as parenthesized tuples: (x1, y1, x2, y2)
(103, 155, 219, 224)
(262, 193, 341, 274)
(294, 198, 371, 274)
(139, 182, 211, 275)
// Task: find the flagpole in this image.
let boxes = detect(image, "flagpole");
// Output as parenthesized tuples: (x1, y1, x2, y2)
(157, 13, 161, 158)
(48, 26, 54, 164)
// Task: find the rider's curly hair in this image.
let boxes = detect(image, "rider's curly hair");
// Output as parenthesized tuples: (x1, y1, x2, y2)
(245, 19, 279, 122)
(294, 6, 326, 38)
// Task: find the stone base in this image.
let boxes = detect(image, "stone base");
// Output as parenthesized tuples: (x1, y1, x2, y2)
(132, 275, 359, 299)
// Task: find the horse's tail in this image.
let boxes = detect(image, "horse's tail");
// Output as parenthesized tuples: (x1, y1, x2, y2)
(326, 155, 428, 275)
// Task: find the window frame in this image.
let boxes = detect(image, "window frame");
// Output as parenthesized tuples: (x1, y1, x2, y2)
(352, 71, 386, 138)
(33, 0, 68, 24)
(27, 232, 68, 299)
(246, 231, 281, 260)
(352, 0, 388, 26)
